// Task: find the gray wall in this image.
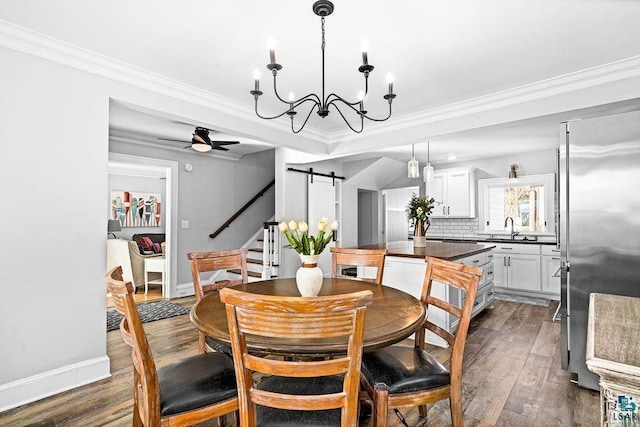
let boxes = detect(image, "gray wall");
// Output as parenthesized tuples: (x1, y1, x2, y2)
(110, 139, 275, 285)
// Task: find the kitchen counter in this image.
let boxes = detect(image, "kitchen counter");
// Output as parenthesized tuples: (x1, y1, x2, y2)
(426, 237, 556, 246)
(358, 240, 495, 261)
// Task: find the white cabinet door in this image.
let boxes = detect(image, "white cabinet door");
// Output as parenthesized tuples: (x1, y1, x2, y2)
(447, 170, 472, 217)
(508, 254, 541, 292)
(427, 174, 446, 217)
(493, 252, 508, 288)
(542, 255, 561, 294)
(427, 168, 475, 218)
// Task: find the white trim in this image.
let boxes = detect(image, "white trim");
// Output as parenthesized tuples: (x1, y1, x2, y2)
(0, 356, 110, 412)
(0, 19, 325, 144)
(329, 56, 640, 144)
(1, 19, 639, 147)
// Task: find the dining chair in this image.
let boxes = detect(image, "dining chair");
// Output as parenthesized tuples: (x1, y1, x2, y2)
(105, 266, 238, 427)
(359, 256, 482, 427)
(187, 248, 249, 354)
(330, 247, 387, 285)
(220, 287, 373, 427)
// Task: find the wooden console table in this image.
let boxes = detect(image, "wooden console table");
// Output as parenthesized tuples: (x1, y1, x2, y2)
(586, 293, 640, 426)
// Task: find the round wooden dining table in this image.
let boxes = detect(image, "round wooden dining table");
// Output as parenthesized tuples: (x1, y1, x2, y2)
(190, 277, 426, 357)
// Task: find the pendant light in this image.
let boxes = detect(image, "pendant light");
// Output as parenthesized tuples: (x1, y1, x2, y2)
(423, 140, 434, 182)
(408, 144, 419, 178)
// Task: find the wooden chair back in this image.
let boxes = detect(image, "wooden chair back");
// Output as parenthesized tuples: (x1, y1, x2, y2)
(105, 266, 162, 425)
(330, 247, 387, 284)
(187, 249, 249, 301)
(220, 287, 373, 427)
(418, 256, 482, 373)
(188, 249, 249, 353)
(106, 266, 238, 426)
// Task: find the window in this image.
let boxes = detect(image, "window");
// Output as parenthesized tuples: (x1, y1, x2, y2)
(478, 174, 555, 236)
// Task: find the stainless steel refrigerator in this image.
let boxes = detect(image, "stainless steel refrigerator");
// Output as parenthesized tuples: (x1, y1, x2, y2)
(560, 109, 640, 390)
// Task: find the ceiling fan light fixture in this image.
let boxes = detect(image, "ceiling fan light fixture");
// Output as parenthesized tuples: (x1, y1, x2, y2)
(192, 141, 212, 152)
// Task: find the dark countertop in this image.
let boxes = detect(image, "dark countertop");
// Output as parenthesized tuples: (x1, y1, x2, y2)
(357, 240, 496, 261)
(426, 237, 556, 246)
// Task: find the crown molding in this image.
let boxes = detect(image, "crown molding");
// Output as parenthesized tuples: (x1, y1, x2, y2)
(0, 19, 327, 144)
(329, 55, 640, 144)
(2, 19, 639, 148)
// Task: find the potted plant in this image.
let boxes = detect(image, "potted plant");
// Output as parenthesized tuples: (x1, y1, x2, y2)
(405, 193, 435, 247)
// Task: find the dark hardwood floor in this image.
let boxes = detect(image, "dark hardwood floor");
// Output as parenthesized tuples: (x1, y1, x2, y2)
(0, 298, 599, 426)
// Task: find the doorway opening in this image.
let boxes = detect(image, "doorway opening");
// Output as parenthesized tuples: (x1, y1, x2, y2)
(107, 153, 178, 303)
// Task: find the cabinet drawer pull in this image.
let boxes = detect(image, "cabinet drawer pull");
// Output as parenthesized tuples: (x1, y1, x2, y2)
(474, 301, 480, 307)
(472, 260, 479, 263)
(500, 247, 513, 250)
(552, 257, 561, 260)
(487, 271, 493, 275)
(488, 292, 494, 296)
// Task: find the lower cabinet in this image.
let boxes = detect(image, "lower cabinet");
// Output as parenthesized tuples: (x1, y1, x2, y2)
(493, 243, 560, 300)
(382, 251, 494, 348)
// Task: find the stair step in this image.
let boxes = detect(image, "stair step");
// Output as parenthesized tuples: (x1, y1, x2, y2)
(247, 258, 263, 265)
(229, 268, 262, 278)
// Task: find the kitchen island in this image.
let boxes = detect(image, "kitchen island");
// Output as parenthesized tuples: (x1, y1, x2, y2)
(354, 240, 495, 347)
(359, 240, 495, 261)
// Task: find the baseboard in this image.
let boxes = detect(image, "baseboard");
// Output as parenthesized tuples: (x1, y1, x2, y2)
(0, 356, 111, 412)
(175, 281, 195, 298)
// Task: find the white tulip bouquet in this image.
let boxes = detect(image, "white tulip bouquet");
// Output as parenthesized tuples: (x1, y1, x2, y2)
(278, 217, 339, 255)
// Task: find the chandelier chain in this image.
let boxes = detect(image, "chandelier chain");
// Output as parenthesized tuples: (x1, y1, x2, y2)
(321, 17, 325, 51)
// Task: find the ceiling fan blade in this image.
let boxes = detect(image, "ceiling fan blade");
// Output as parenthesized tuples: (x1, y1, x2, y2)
(212, 146, 229, 151)
(211, 140, 240, 145)
(158, 137, 190, 143)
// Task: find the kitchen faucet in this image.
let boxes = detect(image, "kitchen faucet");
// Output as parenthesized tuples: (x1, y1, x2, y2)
(504, 216, 519, 240)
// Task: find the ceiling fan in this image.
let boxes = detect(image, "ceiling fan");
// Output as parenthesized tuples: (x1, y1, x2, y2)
(159, 127, 240, 152)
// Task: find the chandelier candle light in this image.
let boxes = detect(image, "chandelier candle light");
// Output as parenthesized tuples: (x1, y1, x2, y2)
(279, 217, 339, 296)
(250, 0, 396, 133)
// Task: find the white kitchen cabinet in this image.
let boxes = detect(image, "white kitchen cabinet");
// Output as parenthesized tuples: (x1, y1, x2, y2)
(493, 243, 541, 293)
(541, 246, 561, 298)
(427, 167, 476, 218)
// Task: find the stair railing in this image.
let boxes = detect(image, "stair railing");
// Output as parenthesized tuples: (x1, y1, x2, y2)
(209, 179, 275, 239)
(262, 221, 280, 279)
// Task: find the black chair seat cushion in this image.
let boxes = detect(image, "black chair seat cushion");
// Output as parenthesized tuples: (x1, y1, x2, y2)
(256, 376, 344, 426)
(361, 346, 450, 394)
(205, 335, 233, 356)
(158, 351, 237, 417)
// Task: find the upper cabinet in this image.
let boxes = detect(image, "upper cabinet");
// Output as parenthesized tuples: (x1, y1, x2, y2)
(427, 167, 476, 218)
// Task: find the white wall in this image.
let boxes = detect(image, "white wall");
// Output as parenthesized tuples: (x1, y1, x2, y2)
(0, 44, 276, 410)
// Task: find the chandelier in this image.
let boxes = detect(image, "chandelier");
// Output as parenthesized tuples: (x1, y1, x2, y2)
(250, 0, 396, 134)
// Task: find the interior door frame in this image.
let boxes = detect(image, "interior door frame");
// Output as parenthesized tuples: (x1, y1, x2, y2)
(108, 153, 179, 298)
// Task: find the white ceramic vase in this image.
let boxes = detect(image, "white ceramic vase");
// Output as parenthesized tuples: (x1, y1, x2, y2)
(296, 254, 323, 297)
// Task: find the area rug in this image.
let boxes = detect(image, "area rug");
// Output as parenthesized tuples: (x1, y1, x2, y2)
(107, 300, 188, 332)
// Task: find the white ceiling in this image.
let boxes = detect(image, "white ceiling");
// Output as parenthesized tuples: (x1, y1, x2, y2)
(2, 0, 640, 165)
